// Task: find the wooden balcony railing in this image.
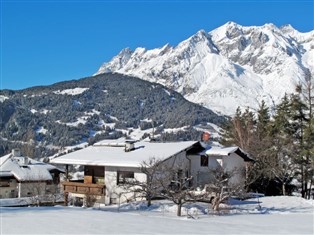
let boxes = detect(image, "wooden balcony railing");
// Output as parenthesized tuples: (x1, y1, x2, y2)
(62, 181, 106, 196)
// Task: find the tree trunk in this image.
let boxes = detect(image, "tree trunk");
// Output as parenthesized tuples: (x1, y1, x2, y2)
(308, 177, 313, 199)
(177, 203, 182, 216)
(147, 197, 151, 207)
(301, 166, 306, 198)
(212, 197, 220, 211)
(282, 182, 286, 196)
(304, 164, 308, 199)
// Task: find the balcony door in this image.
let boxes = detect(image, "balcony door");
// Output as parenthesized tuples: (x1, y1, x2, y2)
(84, 166, 105, 184)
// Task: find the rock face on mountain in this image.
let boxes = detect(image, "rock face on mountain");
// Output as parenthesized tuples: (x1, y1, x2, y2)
(0, 73, 224, 158)
(95, 22, 314, 115)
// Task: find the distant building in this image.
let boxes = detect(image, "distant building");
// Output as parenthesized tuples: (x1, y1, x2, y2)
(0, 149, 64, 200)
(51, 138, 253, 206)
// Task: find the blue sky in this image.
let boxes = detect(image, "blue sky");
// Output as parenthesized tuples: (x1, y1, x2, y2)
(1, 0, 313, 90)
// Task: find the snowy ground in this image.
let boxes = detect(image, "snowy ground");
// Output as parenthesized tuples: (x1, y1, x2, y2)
(1, 196, 313, 234)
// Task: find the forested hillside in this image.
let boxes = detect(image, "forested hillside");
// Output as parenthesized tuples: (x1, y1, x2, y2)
(0, 73, 225, 158)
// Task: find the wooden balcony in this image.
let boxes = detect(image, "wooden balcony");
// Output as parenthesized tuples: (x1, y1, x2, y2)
(62, 181, 106, 196)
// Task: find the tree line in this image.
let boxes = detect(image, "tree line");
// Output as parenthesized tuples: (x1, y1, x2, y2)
(221, 80, 314, 199)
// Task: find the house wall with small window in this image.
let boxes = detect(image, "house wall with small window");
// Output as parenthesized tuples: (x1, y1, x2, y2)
(222, 153, 246, 185)
(104, 166, 146, 205)
(189, 154, 222, 187)
(190, 153, 247, 187)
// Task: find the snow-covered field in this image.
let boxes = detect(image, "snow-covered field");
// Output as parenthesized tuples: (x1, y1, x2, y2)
(1, 196, 313, 234)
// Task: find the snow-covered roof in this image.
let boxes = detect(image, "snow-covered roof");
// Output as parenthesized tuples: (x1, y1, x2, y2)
(51, 139, 198, 167)
(205, 146, 254, 162)
(0, 171, 13, 177)
(0, 153, 62, 181)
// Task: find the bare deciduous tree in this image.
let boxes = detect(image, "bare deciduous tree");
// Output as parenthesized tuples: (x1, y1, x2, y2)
(202, 167, 245, 212)
(122, 157, 196, 216)
(156, 162, 195, 217)
(122, 157, 163, 207)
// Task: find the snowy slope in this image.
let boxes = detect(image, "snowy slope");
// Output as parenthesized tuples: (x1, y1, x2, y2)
(1, 196, 313, 234)
(95, 22, 314, 116)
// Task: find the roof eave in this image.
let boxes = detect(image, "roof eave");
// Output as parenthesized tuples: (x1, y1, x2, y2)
(234, 148, 255, 162)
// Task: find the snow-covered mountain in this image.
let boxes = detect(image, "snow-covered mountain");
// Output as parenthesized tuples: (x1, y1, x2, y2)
(95, 22, 314, 116)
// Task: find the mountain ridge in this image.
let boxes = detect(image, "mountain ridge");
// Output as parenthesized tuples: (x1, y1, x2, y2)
(95, 22, 314, 115)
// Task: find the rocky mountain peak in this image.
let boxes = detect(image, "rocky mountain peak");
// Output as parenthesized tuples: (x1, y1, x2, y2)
(95, 22, 313, 116)
(279, 24, 295, 33)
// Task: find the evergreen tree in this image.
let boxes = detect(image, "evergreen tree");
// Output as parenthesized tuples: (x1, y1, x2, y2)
(303, 117, 314, 198)
(256, 100, 270, 140)
(266, 95, 301, 195)
(221, 107, 255, 151)
(294, 76, 314, 198)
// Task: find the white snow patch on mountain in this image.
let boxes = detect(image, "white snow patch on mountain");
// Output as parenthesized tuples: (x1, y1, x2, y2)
(30, 109, 38, 114)
(124, 127, 155, 140)
(98, 120, 116, 129)
(56, 117, 87, 127)
(0, 95, 9, 102)
(164, 126, 190, 133)
(40, 109, 50, 114)
(30, 93, 48, 98)
(92, 109, 101, 115)
(36, 126, 48, 135)
(105, 114, 119, 121)
(54, 88, 89, 96)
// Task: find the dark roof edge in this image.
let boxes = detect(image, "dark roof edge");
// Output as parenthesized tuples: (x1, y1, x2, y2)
(234, 148, 255, 162)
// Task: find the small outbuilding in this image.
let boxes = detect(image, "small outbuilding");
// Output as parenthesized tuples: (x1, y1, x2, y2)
(0, 149, 64, 200)
(195, 146, 254, 186)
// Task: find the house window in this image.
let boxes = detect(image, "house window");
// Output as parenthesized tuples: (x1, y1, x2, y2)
(117, 171, 134, 185)
(200, 155, 208, 167)
(0, 178, 10, 187)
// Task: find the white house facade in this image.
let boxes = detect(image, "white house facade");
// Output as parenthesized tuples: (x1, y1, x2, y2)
(51, 138, 253, 206)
